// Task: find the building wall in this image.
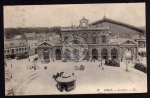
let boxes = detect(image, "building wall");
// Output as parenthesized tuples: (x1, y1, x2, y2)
(53, 44, 137, 61)
(61, 30, 110, 44)
(4, 39, 28, 58)
(28, 39, 38, 55)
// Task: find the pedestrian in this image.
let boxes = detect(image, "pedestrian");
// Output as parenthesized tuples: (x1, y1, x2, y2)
(128, 61, 130, 64)
(11, 64, 12, 67)
(11, 89, 15, 95)
(99, 64, 100, 67)
(28, 58, 30, 62)
(101, 62, 102, 66)
(72, 73, 74, 76)
(102, 67, 104, 70)
(34, 66, 36, 70)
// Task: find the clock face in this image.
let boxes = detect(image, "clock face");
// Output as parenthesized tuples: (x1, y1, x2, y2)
(82, 23, 86, 27)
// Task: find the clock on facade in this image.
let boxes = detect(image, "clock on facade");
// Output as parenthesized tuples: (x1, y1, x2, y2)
(80, 17, 89, 27)
(82, 22, 87, 27)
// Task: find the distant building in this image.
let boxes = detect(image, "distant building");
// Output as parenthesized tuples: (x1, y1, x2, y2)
(35, 33, 46, 43)
(35, 33, 60, 43)
(4, 35, 28, 59)
(24, 32, 38, 55)
(48, 33, 60, 41)
(132, 34, 146, 57)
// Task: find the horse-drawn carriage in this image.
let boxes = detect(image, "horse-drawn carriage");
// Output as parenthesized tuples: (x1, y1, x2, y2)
(74, 65, 85, 70)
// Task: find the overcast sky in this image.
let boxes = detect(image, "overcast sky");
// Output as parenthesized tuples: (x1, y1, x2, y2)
(4, 3, 145, 28)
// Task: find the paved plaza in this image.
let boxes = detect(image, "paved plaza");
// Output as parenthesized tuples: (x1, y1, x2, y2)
(5, 55, 147, 95)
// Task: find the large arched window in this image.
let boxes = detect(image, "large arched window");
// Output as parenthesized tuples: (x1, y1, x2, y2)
(55, 49, 61, 60)
(82, 33, 88, 43)
(73, 33, 79, 44)
(92, 33, 98, 44)
(64, 36, 69, 41)
(101, 35, 106, 43)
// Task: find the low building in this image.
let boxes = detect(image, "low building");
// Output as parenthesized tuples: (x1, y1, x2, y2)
(35, 33, 46, 43)
(36, 33, 60, 43)
(25, 32, 38, 55)
(132, 34, 146, 57)
(48, 33, 60, 41)
(4, 35, 28, 59)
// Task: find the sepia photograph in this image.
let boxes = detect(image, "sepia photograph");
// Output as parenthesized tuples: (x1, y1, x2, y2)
(4, 3, 147, 95)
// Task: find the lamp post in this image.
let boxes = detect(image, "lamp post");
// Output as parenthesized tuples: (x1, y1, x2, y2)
(124, 52, 130, 72)
(125, 59, 128, 71)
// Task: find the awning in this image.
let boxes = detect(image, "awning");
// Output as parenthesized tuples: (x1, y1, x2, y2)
(138, 48, 146, 53)
(56, 73, 76, 83)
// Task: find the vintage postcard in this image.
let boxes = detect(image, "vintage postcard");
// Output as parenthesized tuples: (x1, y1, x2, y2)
(4, 3, 147, 95)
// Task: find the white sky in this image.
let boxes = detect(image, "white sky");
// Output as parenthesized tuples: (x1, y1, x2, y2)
(4, 3, 145, 28)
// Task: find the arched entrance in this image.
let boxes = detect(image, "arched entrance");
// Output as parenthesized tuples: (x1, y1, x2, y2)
(101, 48, 108, 59)
(56, 49, 61, 60)
(43, 49, 49, 60)
(92, 49, 98, 60)
(124, 48, 132, 60)
(111, 48, 118, 60)
(64, 49, 70, 60)
(64, 36, 69, 41)
(35, 49, 38, 54)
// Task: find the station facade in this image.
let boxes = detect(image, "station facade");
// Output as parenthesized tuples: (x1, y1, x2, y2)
(37, 17, 146, 62)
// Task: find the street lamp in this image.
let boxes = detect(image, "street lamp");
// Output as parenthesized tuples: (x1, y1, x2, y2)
(124, 52, 131, 72)
(125, 59, 128, 71)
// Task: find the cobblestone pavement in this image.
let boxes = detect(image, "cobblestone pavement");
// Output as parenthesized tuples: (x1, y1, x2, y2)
(5, 56, 147, 95)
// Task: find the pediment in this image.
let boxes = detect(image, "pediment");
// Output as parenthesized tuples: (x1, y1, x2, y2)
(38, 42, 53, 48)
(121, 40, 137, 45)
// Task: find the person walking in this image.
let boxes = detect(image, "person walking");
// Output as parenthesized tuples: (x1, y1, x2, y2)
(99, 64, 100, 67)
(102, 66, 104, 70)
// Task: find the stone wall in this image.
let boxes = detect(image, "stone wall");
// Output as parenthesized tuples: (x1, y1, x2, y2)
(61, 30, 110, 44)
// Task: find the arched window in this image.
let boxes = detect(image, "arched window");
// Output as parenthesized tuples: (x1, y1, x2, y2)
(82, 33, 88, 43)
(64, 36, 69, 41)
(101, 35, 106, 43)
(55, 49, 61, 60)
(73, 33, 78, 44)
(92, 33, 98, 44)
